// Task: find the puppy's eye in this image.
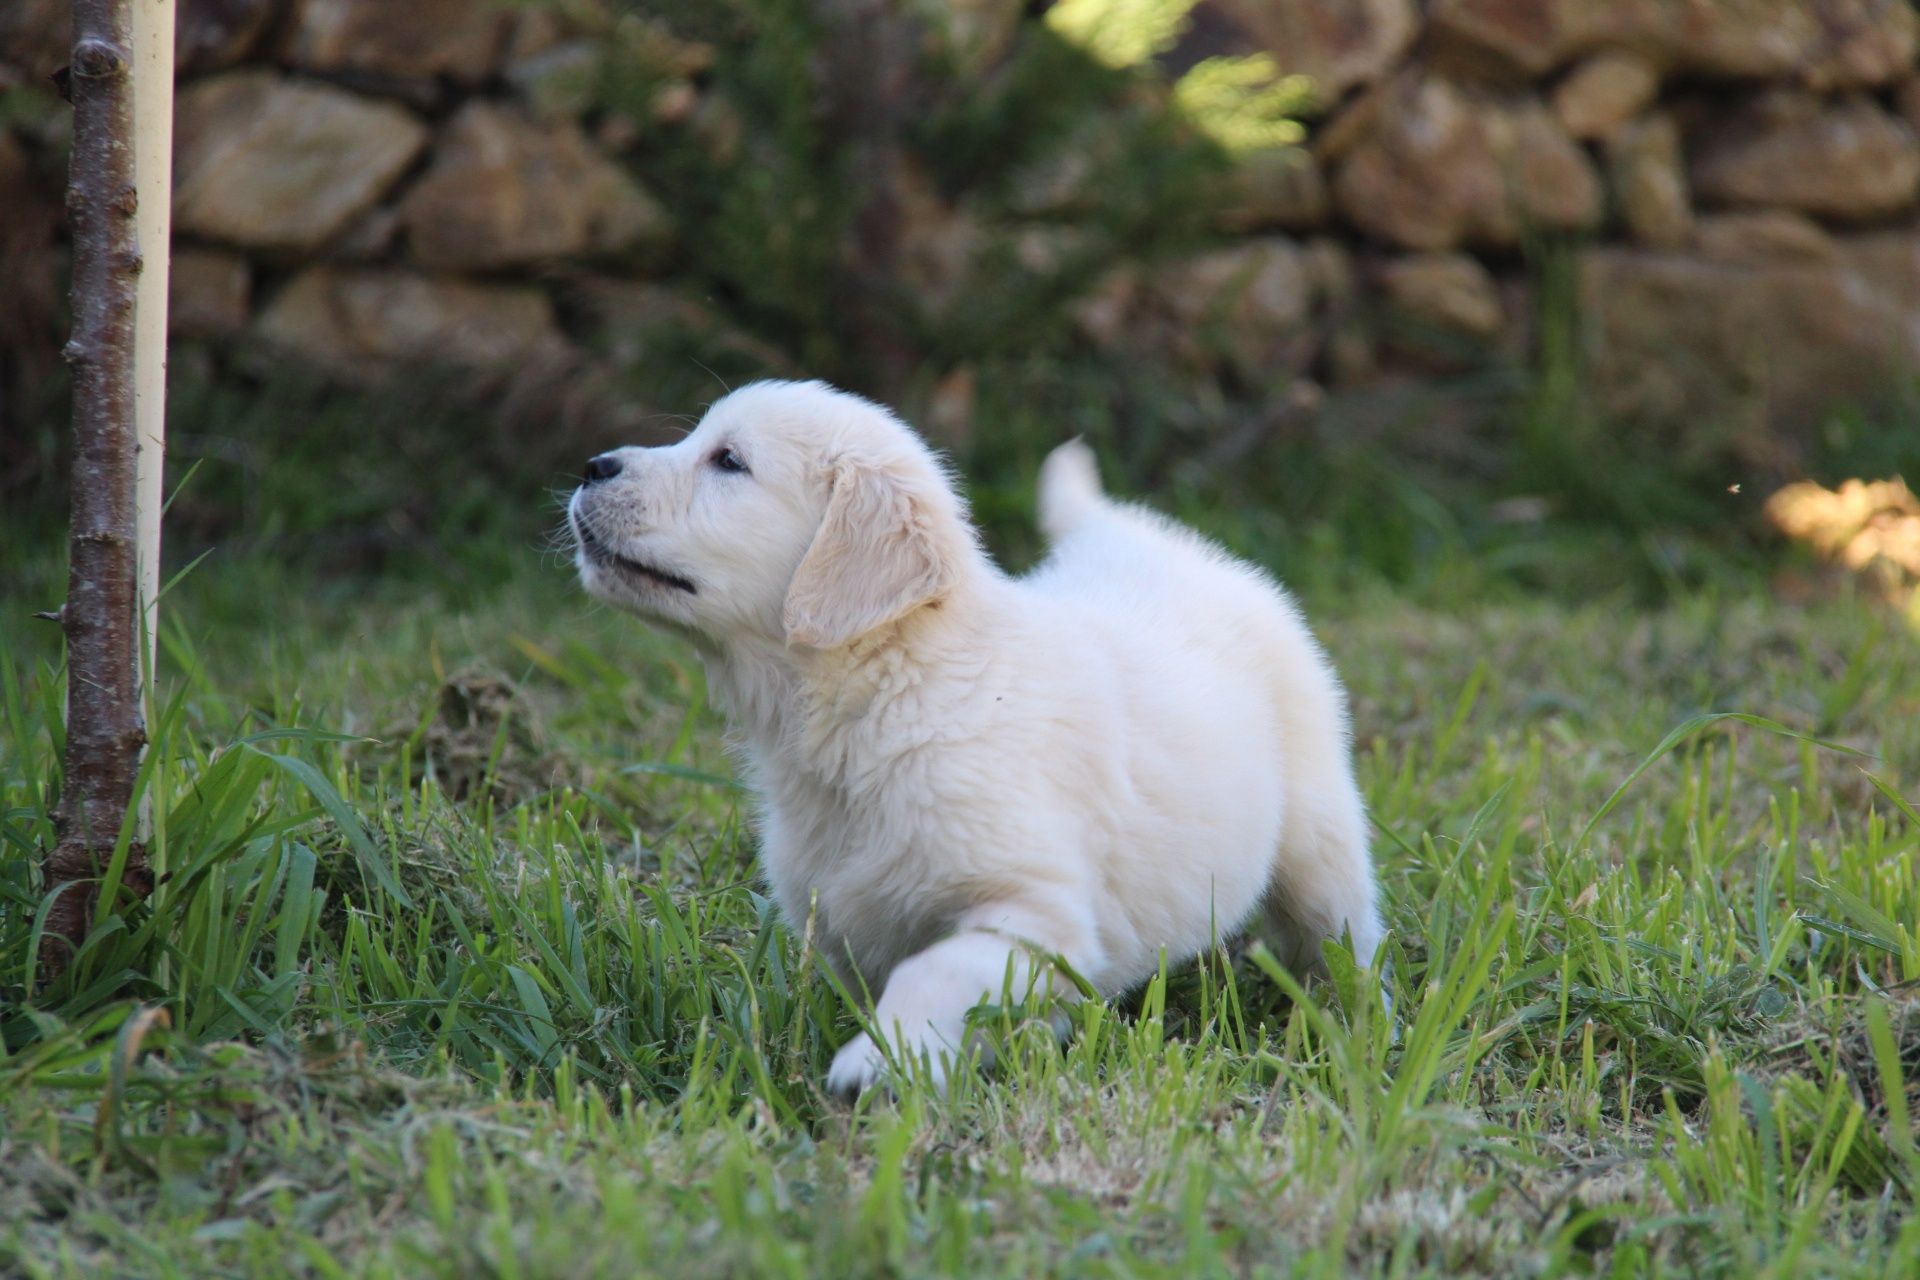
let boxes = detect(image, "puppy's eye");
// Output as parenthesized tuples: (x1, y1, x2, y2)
(710, 446, 749, 475)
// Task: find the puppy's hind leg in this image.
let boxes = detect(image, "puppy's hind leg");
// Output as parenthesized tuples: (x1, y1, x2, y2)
(1261, 768, 1384, 982)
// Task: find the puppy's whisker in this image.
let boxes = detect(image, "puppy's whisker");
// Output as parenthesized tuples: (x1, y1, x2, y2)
(634, 412, 697, 440)
(543, 517, 584, 553)
(689, 358, 733, 397)
(576, 509, 624, 546)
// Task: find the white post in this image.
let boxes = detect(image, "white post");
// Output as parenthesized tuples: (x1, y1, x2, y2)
(130, 0, 173, 834)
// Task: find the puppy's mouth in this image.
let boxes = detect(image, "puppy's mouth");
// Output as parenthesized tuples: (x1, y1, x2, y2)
(574, 518, 697, 594)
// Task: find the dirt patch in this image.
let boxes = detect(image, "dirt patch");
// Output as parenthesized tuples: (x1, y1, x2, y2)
(406, 666, 573, 805)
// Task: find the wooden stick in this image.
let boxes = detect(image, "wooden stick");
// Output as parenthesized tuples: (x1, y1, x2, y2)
(131, 0, 175, 841)
(44, 0, 151, 979)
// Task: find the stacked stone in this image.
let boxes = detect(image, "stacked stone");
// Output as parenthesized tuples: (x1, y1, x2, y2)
(162, 0, 682, 388)
(1071, 0, 1920, 444)
(1421, 0, 1920, 449)
(0, 0, 742, 440)
(8, 0, 1920, 447)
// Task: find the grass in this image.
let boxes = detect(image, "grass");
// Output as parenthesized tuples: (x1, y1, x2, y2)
(2, 446, 1919, 1277)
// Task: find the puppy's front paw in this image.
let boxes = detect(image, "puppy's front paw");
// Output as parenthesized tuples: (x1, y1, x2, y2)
(827, 1031, 889, 1099)
(826, 1025, 962, 1099)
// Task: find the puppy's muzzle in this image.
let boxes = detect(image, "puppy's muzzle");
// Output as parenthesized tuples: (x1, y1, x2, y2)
(570, 492, 698, 595)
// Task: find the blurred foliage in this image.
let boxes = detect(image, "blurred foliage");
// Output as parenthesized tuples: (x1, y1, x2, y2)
(601, 0, 859, 377)
(6, 0, 1918, 617)
(1172, 55, 1313, 153)
(1047, 0, 1314, 149)
(1045, 0, 1198, 69)
(3, 364, 558, 609)
(564, 0, 1779, 606)
(593, 0, 1259, 386)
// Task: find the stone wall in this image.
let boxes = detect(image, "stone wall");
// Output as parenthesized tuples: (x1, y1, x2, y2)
(5, 0, 1920, 463)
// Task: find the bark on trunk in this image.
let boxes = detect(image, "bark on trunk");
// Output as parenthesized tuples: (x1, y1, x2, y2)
(44, 0, 151, 979)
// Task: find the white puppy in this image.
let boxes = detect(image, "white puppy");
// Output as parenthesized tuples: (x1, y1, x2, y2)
(570, 380, 1382, 1095)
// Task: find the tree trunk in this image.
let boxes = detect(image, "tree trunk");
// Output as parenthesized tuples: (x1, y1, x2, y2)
(44, 0, 151, 979)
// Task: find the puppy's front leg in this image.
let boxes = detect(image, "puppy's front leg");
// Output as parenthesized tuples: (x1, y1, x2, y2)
(827, 901, 1096, 1098)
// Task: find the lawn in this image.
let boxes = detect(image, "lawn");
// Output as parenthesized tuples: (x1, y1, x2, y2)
(2, 459, 1917, 1277)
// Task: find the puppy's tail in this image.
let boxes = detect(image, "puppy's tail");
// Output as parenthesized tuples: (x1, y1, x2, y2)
(1038, 438, 1106, 542)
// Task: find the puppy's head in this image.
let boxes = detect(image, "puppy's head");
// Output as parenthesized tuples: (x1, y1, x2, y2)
(570, 380, 973, 650)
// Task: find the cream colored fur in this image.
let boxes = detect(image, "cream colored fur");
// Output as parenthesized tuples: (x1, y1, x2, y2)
(569, 380, 1382, 1095)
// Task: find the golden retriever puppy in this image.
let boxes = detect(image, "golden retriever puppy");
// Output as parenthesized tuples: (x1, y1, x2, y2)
(570, 380, 1382, 1095)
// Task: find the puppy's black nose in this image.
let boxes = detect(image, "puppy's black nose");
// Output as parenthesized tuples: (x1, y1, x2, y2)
(583, 453, 623, 485)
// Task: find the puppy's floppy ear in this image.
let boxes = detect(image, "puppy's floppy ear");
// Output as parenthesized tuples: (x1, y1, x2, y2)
(783, 455, 957, 649)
